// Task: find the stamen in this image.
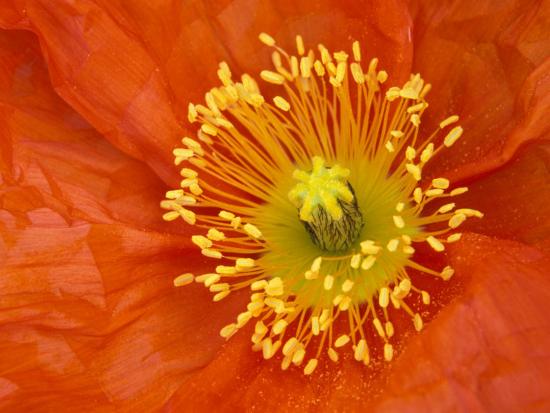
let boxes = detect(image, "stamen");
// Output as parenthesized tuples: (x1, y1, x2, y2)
(165, 32, 481, 375)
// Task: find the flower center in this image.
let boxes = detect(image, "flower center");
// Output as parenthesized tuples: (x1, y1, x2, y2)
(289, 156, 364, 251)
(163, 32, 482, 375)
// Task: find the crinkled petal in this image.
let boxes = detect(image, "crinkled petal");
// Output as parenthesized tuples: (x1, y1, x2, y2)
(412, 0, 550, 180)
(0, 30, 241, 411)
(0, 0, 413, 184)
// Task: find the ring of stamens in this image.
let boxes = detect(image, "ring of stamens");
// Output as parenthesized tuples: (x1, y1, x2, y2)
(165, 33, 482, 375)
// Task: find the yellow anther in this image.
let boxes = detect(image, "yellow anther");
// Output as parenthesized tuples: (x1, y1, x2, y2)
(250, 280, 268, 291)
(381, 322, 392, 339)
(180, 168, 198, 178)
(449, 213, 467, 228)
(204, 274, 221, 287)
(456, 208, 484, 218)
(339, 296, 352, 311)
(172, 148, 194, 159)
(385, 141, 395, 152)
(179, 208, 196, 225)
(220, 323, 237, 339)
(378, 287, 390, 308)
(324, 275, 335, 290)
(373, 318, 385, 337)
(426, 236, 445, 252)
(406, 146, 416, 160)
(403, 245, 415, 255)
(354, 339, 367, 361)
(406, 163, 422, 181)
(421, 291, 431, 305)
(311, 316, 320, 336)
(216, 265, 237, 275)
(384, 343, 394, 361)
(230, 217, 241, 229)
(447, 233, 462, 243)
(313, 60, 325, 76)
(360, 240, 381, 255)
(273, 96, 291, 111)
(187, 103, 198, 123)
(439, 115, 459, 128)
(295, 34, 305, 55)
(192, 235, 212, 249)
(271, 51, 282, 68)
(352, 40, 361, 61)
(438, 203, 456, 214)
(393, 215, 405, 229)
(441, 266, 455, 280)
(420, 143, 434, 163)
(236, 258, 255, 271)
(244, 223, 262, 238)
(209, 283, 229, 292)
(260, 70, 285, 84)
(201, 123, 218, 136)
(201, 249, 222, 259)
(432, 178, 450, 189)
(342, 279, 354, 293)
(272, 319, 288, 335)
(258, 32, 275, 46)
(407, 102, 426, 113)
(283, 337, 299, 356)
(395, 202, 405, 212)
(390, 130, 404, 138)
(303, 358, 318, 375)
(399, 278, 411, 293)
(444, 126, 463, 147)
(310, 256, 322, 273)
(237, 311, 252, 328)
(410, 114, 421, 127)
(413, 313, 423, 331)
(361, 255, 377, 270)
(350, 254, 362, 269)
(162, 211, 180, 222)
(207, 228, 225, 241)
(173, 273, 194, 287)
(334, 334, 350, 348)
(350, 62, 364, 84)
(327, 348, 339, 362)
(255, 321, 268, 335)
(450, 187, 469, 196)
(265, 277, 284, 296)
(413, 187, 423, 203)
(387, 238, 399, 252)
(425, 188, 444, 197)
(377, 70, 388, 83)
(213, 290, 230, 302)
(300, 56, 312, 78)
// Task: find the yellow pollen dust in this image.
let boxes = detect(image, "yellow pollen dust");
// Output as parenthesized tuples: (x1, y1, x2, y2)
(162, 32, 482, 375)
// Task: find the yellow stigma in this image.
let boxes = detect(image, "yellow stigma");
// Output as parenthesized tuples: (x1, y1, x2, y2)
(288, 156, 353, 222)
(163, 33, 482, 375)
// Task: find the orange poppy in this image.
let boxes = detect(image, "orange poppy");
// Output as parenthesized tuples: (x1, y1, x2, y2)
(1, 0, 549, 412)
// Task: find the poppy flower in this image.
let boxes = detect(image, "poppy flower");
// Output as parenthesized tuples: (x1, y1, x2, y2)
(0, 0, 549, 412)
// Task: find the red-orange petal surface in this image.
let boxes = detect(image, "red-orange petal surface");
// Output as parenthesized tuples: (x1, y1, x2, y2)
(0, 29, 245, 412)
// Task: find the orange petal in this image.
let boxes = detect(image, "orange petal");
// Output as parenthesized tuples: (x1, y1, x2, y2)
(457, 142, 550, 253)
(0, 29, 240, 411)
(372, 233, 550, 412)
(412, 0, 550, 180)
(0, 0, 413, 184)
